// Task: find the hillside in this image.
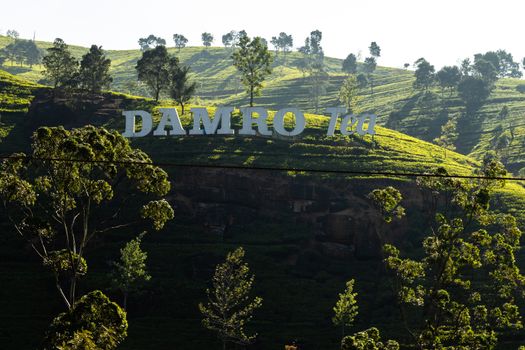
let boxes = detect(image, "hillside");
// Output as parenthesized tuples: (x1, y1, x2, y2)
(2, 67, 525, 348)
(1, 35, 525, 174)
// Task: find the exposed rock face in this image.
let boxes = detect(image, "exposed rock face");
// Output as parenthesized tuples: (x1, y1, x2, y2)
(170, 168, 418, 260)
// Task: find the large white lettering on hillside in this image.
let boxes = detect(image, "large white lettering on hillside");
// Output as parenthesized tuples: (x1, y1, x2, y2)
(122, 107, 376, 138)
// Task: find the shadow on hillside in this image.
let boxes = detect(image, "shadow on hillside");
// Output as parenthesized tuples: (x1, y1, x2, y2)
(385, 92, 448, 142)
(385, 94, 419, 130)
(455, 109, 484, 155)
(2, 66, 33, 75)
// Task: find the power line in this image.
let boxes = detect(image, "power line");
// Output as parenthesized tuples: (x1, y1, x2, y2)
(1, 155, 523, 181)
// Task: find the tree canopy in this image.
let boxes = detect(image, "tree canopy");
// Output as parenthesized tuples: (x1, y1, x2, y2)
(0, 126, 174, 308)
(136, 45, 177, 101)
(78, 45, 113, 94)
(232, 35, 273, 107)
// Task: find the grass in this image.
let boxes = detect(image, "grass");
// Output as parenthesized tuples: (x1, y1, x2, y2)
(2, 48, 525, 349)
(2, 35, 525, 171)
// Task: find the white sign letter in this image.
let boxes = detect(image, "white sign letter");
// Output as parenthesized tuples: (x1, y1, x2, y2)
(189, 107, 235, 135)
(325, 107, 346, 136)
(356, 114, 377, 135)
(122, 110, 152, 138)
(340, 114, 357, 136)
(273, 108, 305, 136)
(153, 108, 186, 136)
(239, 107, 272, 136)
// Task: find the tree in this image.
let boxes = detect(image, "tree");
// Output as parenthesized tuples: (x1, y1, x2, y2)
(23, 40, 43, 67)
(433, 113, 459, 157)
(6, 29, 19, 40)
(403, 63, 410, 70)
(4, 39, 43, 67)
(0, 126, 174, 309)
(497, 106, 509, 123)
(297, 30, 326, 112)
(368, 187, 405, 223)
(369, 42, 381, 58)
(473, 55, 498, 87)
(496, 50, 522, 78)
(436, 65, 461, 95)
(356, 74, 368, 89)
(379, 159, 525, 349)
(222, 31, 234, 48)
(342, 53, 357, 75)
(341, 328, 399, 350)
(136, 45, 175, 101)
(169, 64, 196, 115)
(339, 75, 361, 114)
(173, 34, 188, 52)
(111, 233, 151, 310)
(78, 45, 113, 95)
(460, 58, 472, 76)
(199, 247, 262, 350)
(271, 32, 293, 64)
(43, 290, 127, 350)
(363, 57, 377, 96)
(458, 76, 490, 112)
(232, 35, 273, 107)
(413, 57, 435, 91)
(138, 34, 166, 51)
(201, 32, 214, 49)
(42, 38, 79, 91)
(333, 279, 359, 337)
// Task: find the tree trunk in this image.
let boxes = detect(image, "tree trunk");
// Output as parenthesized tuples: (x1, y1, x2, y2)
(250, 86, 254, 107)
(181, 103, 185, 115)
(123, 291, 128, 311)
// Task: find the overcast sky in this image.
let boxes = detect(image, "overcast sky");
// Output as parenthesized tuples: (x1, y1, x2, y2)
(1, 0, 524, 70)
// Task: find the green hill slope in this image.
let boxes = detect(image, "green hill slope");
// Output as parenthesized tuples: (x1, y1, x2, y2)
(2, 70, 525, 349)
(2, 35, 525, 173)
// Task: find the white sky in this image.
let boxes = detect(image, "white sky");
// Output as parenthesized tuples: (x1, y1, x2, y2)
(1, 0, 524, 70)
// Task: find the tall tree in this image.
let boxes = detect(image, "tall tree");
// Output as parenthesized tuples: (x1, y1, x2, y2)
(378, 158, 525, 349)
(23, 40, 43, 67)
(138, 34, 166, 51)
(460, 58, 472, 76)
(271, 32, 293, 64)
(458, 76, 490, 112)
(369, 41, 381, 58)
(433, 113, 459, 157)
(342, 53, 357, 75)
(413, 57, 435, 91)
(173, 34, 188, 52)
(496, 50, 522, 78)
(339, 74, 361, 114)
(111, 233, 151, 310)
(43, 290, 127, 350)
(6, 29, 19, 40)
(232, 35, 273, 107)
(199, 247, 262, 350)
(473, 54, 498, 87)
(363, 57, 377, 96)
(436, 65, 461, 95)
(169, 64, 196, 115)
(333, 279, 359, 337)
(136, 45, 175, 101)
(78, 45, 113, 95)
(201, 32, 214, 49)
(222, 31, 234, 48)
(42, 38, 79, 91)
(298, 30, 326, 112)
(0, 126, 174, 309)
